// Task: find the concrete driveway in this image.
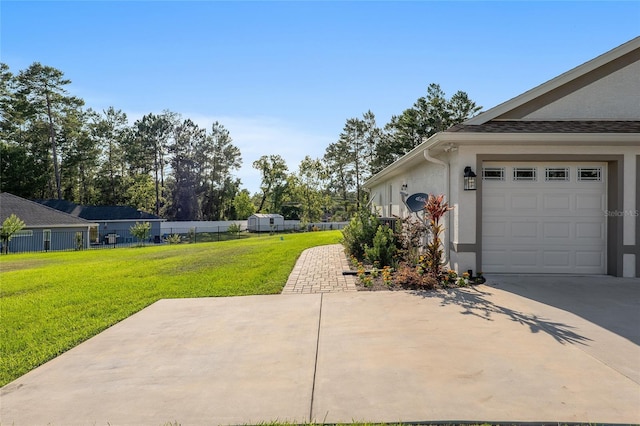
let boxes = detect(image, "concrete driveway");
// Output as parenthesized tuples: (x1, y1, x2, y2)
(2, 277, 639, 425)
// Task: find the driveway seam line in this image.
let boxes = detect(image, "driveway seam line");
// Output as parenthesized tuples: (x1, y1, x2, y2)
(309, 292, 323, 422)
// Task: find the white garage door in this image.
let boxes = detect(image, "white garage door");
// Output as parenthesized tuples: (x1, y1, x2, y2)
(482, 162, 606, 274)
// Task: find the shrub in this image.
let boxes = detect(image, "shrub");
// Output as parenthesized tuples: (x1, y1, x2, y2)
(365, 224, 396, 267)
(75, 232, 84, 251)
(130, 222, 151, 246)
(420, 275, 440, 290)
(393, 263, 425, 288)
(370, 265, 379, 278)
(341, 210, 380, 261)
(393, 262, 439, 290)
(396, 215, 427, 265)
(227, 223, 242, 235)
(165, 234, 182, 244)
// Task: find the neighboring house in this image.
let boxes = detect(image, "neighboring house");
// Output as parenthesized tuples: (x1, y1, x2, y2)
(0, 192, 96, 253)
(364, 37, 639, 278)
(36, 199, 164, 244)
(247, 213, 284, 232)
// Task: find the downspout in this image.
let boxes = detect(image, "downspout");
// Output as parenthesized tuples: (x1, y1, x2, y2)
(423, 148, 450, 266)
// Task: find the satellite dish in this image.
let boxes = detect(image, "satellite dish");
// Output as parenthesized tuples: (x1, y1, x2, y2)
(405, 193, 429, 212)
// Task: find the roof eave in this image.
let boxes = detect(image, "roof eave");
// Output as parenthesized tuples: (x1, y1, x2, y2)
(24, 223, 98, 229)
(364, 133, 444, 188)
(363, 132, 639, 188)
(435, 131, 640, 146)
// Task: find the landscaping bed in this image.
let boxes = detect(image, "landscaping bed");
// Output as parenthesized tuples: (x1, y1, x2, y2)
(346, 258, 486, 292)
(341, 196, 486, 293)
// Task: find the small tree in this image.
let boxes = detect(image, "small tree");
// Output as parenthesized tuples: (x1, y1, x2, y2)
(422, 194, 453, 281)
(130, 221, 151, 246)
(0, 214, 26, 254)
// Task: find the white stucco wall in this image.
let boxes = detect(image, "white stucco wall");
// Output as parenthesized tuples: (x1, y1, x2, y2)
(369, 160, 446, 218)
(450, 147, 477, 246)
(370, 143, 638, 277)
(524, 61, 640, 120)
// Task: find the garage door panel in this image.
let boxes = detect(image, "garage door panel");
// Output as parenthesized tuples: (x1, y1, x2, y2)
(543, 251, 571, 267)
(484, 194, 506, 212)
(483, 250, 509, 269)
(482, 162, 606, 274)
(543, 194, 572, 210)
(543, 222, 571, 238)
(511, 195, 538, 210)
(576, 251, 604, 269)
(511, 222, 538, 238)
(576, 221, 605, 239)
(483, 221, 507, 238)
(511, 250, 539, 267)
(576, 193, 605, 210)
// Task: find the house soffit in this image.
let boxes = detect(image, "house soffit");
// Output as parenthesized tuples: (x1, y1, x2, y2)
(364, 131, 639, 188)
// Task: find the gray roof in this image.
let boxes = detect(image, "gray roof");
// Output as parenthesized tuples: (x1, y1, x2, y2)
(448, 120, 640, 133)
(0, 193, 94, 228)
(35, 199, 162, 221)
(250, 213, 284, 218)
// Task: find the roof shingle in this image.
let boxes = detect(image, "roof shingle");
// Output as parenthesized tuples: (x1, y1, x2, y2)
(448, 120, 640, 133)
(0, 193, 94, 227)
(35, 199, 161, 221)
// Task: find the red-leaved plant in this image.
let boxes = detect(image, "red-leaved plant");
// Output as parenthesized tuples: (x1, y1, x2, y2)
(422, 194, 454, 281)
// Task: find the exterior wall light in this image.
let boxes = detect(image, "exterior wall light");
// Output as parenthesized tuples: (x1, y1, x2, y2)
(401, 183, 408, 191)
(464, 166, 477, 191)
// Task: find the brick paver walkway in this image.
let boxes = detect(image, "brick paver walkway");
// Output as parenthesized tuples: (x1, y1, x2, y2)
(281, 244, 357, 293)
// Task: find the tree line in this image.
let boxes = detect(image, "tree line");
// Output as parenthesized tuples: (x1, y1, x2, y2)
(1, 62, 481, 222)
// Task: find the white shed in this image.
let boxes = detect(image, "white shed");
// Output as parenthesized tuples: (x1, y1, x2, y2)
(247, 213, 285, 232)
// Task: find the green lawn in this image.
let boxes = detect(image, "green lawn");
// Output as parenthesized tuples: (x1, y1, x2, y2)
(0, 231, 342, 386)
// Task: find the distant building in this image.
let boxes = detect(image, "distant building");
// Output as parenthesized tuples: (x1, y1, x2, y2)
(247, 213, 284, 232)
(0, 192, 96, 253)
(35, 199, 164, 244)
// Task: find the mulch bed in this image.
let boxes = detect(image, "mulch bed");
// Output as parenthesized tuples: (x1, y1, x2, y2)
(346, 264, 485, 292)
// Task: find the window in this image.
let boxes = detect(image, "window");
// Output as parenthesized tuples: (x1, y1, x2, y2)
(578, 167, 602, 181)
(483, 167, 505, 181)
(513, 167, 537, 181)
(545, 167, 569, 182)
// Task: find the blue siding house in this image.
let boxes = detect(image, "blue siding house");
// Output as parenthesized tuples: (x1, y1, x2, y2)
(35, 199, 164, 245)
(0, 193, 96, 253)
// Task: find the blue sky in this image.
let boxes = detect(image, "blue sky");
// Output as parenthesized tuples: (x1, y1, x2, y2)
(2, 1, 639, 194)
